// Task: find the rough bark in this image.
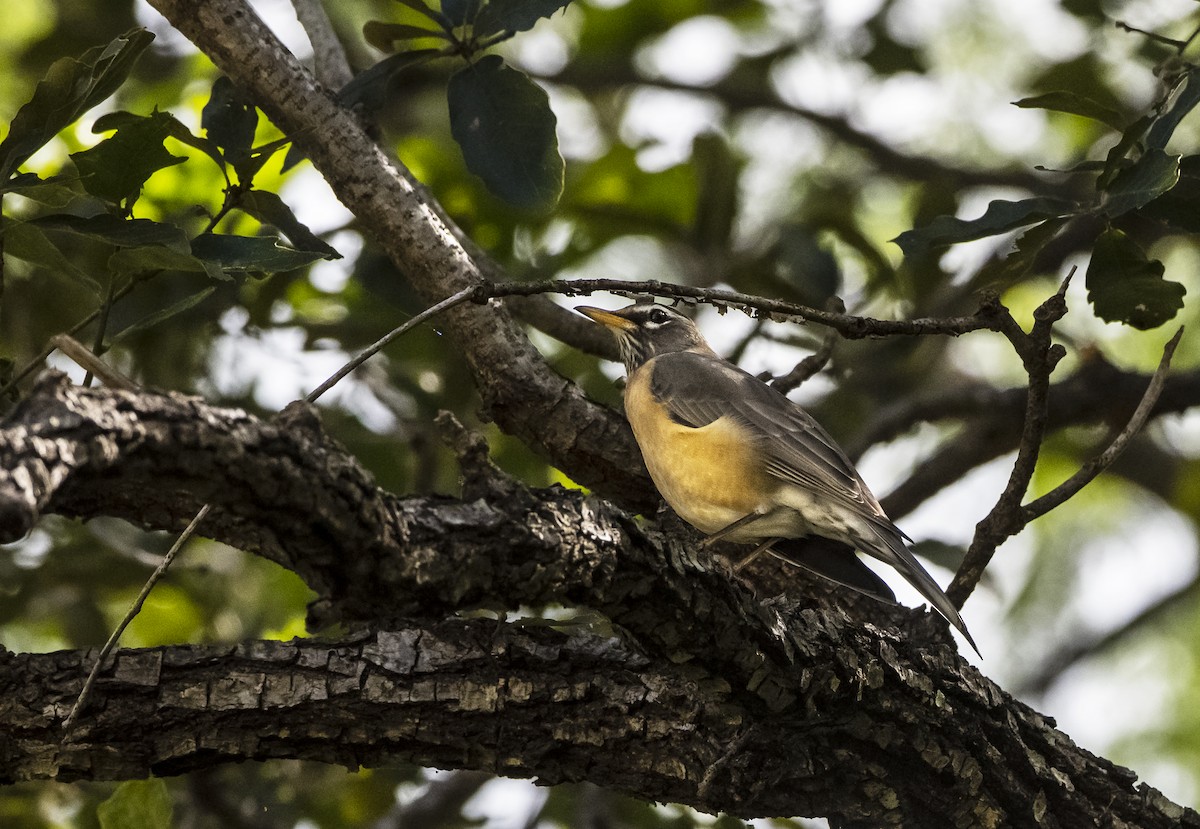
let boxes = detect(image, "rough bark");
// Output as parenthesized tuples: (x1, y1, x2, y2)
(2, 375, 1198, 829)
(142, 0, 655, 513)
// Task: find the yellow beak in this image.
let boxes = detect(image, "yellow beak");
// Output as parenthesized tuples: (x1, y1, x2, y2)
(576, 305, 637, 332)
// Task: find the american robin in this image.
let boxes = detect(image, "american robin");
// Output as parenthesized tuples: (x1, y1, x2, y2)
(577, 301, 977, 654)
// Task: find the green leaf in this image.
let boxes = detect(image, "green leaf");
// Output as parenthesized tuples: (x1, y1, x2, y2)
(202, 76, 259, 177)
(971, 217, 1068, 290)
(110, 287, 219, 342)
(107, 244, 226, 282)
(893, 197, 1077, 256)
(442, 0, 482, 26)
(1, 219, 98, 290)
(238, 189, 340, 258)
(337, 49, 442, 110)
(390, 0, 454, 31)
(28, 214, 191, 254)
(0, 172, 84, 207)
(1013, 92, 1125, 131)
(1147, 66, 1200, 150)
(1098, 113, 1153, 189)
(1135, 155, 1200, 231)
(0, 28, 155, 180)
(98, 778, 173, 829)
(94, 110, 227, 174)
(70, 113, 186, 207)
(1101, 148, 1180, 217)
(448, 55, 563, 210)
(363, 21, 449, 52)
(191, 233, 329, 275)
(474, 0, 572, 36)
(1085, 228, 1185, 329)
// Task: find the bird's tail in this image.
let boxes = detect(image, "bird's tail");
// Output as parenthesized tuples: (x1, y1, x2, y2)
(859, 521, 979, 656)
(767, 536, 897, 604)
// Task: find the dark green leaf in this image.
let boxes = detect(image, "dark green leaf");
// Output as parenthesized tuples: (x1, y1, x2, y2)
(1, 220, 98, 290)
(442, 0, 482, 26)
(94, 110, 227, 174)
(0, 29, 154, 180)
(1147, 66, 1200, 150)
(191, 233, 328, 275)
(97, 779, 173, 829)
(1101, 148, 1180, 217)
(971, 217, 1068, 290)
(110, 287, 219, 343)
(448, 55, 563, 209)
(474, 0, 572, 36)
(28, 214, 191, 254)
(238, 189, 341, 258)
(1098, 114, 1152, 189)
(390, 0, 454, 30)
(0, 172, 84, 207)
(70, 113, 186, 207)
(337, 49, 442, 110)
(202, 76, 259, 176)
(107, 245, 225, 282)
(1086, 228, 1185, 329)
(1135, 155, 1200, 231)
(893, 197, 1077, 256)
(1013, 92, 1125, 131)
(363, 21, 449, 52)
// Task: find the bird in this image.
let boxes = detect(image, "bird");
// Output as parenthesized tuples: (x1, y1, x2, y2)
(576, 301, 977, 654)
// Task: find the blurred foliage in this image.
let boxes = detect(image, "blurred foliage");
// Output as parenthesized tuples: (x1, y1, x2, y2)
(3, 0, 1200, 826)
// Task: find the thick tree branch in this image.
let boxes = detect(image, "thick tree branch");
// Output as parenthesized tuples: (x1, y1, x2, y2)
(144, 0, 655, 512)
(2, 373, 1199, 826)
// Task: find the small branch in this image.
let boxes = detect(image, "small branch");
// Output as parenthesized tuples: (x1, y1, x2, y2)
(1023, 326, 1184, 521)
(947, 279, 1070, 606)
(305, 287, 476, 402)
(61, 503, 211, 732)
(771, 327, 837, 394)
(291, 0, 353, 89)
(479, 278, 1010, 340)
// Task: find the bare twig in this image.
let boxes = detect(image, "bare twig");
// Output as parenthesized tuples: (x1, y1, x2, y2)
(479, 278, 1011, 340)
(62, 504, 211, 732)
(1023, 326, 1184, 520)
(290, 0, 353, 89)
(772, 327, 837, 394)
(305, 287, 476, 403)
(947, 278, 1070, 606)
(49, 334, 138, 392)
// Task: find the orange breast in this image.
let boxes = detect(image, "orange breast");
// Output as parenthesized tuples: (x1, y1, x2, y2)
(624, 363, 772, 536)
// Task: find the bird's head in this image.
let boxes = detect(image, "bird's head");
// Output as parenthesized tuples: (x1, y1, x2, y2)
(576, 302, 711, 373)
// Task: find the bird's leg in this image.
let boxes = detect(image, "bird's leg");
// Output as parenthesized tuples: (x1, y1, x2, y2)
(699, 512, 766, 548)
(733, 539, 776, 572)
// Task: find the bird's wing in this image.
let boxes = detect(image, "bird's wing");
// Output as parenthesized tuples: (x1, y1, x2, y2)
(648, 351, 882, 515)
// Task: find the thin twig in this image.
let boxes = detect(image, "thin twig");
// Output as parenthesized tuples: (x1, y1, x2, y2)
(478, 278, 1010, 340)
(305, 287, 477, 403)
(772, 327, 837, 394)
(62, 504, 211, 732)
(1023, 326, 1184, 520)
(50, 334, 138, 391)
(290, 0, 353, 89)
(947, 279, 1070, 606)
(82, 276, 118, 388)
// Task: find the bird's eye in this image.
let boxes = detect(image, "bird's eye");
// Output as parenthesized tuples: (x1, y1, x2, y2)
(648, 308, 670, 325)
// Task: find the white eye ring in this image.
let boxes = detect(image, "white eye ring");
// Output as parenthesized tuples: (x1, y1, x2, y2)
(648, 308, 670, 324)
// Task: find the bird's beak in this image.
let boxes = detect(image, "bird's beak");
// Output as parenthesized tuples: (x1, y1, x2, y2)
(576, 305, 637, 332)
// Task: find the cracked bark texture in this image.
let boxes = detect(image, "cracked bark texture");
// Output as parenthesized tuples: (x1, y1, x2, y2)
(1, 375, 1198, 829)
